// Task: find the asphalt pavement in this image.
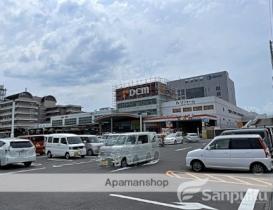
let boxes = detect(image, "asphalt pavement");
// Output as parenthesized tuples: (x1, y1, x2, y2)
(0, 139, 272, 210)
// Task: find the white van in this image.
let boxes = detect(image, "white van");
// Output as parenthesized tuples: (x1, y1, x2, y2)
(0, 138, 36, 167)
(186, 134, 273, 173)
(99, 132, 160, 167)
(45, 134, 86, 159)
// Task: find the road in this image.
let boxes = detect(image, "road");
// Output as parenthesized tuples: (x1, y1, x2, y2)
(0, 140, 272, 210)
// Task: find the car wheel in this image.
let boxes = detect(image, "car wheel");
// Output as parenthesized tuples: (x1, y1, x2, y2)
(174, 140, 177, 145)
(191, 160, 204, 172)
(121, 158, 127, 168)
(47, 151, 52, 158)
(251, 163, 265, 174)
(24, 162, 32, 167)
(87, 149, 93, 156)
(65, 152, 70, 160)
(154, 151, 159, 160)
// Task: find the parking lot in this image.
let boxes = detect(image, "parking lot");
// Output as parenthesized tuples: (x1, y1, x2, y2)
(0, 139, 272, 210)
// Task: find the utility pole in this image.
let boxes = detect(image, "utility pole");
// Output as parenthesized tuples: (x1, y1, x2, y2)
(10, 101, 15, 138)
(270, 40, 273, 70)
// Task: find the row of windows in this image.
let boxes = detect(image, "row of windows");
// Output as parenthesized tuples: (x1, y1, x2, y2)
(172, 105, 214, 113)
(117, 99, 157, 109)
(79, 116, 92, 125)
(65, 118, 76, 126)
(210, 138, 262, 150)
(52, 120, 62, 127)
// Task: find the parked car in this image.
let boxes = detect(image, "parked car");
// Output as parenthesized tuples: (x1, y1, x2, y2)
(78, 135, 104, 156)
(17, 135, 47, 155)
(0, 138, 36, 167)
(99, 132, 159, 167)
(184, 133, 201, 143)
(186, 135, 273, 173)
(164, 132, 183, 144)
(100, 133, 120, 144)
(45, 134, 86, 159)
(221, 128, 273, 155)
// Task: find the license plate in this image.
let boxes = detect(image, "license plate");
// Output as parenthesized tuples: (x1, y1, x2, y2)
(74, 151, 80, 156)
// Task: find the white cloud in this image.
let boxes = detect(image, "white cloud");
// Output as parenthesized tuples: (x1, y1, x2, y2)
(0, 0, 272, 112)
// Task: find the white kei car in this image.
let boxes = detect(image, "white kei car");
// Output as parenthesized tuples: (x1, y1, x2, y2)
(164, 132, 183, 145)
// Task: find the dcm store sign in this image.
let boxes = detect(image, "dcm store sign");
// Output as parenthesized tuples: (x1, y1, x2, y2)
(116, 82, 158, 101)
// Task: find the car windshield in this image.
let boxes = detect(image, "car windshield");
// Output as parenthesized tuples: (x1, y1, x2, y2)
(105, 135, 126, 146)
(67, 137, 82, 144)
(167, 134, 176, 138)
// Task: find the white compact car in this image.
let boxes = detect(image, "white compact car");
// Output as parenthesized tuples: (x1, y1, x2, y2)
(184, 133, 201, 143)
(0, 138, 36, 167)
(164, 132, 183, 144)
(45, 134, 86, 159)
(186, 135, 273, 173)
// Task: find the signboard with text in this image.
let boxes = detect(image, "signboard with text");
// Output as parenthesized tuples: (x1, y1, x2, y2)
(116, 82, 159, 101)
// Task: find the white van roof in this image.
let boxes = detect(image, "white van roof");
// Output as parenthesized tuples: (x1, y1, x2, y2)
(78, 135, 96, 137)
(46, 133, 77, 137)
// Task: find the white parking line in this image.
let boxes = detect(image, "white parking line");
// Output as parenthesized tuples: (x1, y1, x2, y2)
(0, 167, 46, 175)
(110, 194, 217, 210)
(143, 160, 159, 166)
(52, 160, 95, 168)
(111, 167, 132, 173)
(238, 189, 259, 210)
(175, 147, 192, 152)
(47, 158, 73, 162)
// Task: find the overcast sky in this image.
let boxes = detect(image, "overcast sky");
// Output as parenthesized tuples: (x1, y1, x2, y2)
(0, 0, 272, 114)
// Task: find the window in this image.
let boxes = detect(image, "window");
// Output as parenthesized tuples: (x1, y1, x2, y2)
(217, 92, 221, 96)
(52, 120, 63, 127)
(204, 105, 214, 110)
(216, 86, 221, 91)
(61, 138, 67, 144)
(47, 137, 52, 143)
(79, 116, 92, 125)
(173, 108, 181, 113)
(230, 138, 262, 149)
(186, 87, 205, 99)
(138, 135, 148, 144)
(127, 135, 136, 145)
(64, 118, 77, 126)
(183, 107, 192, 112)
(81, 137, 90, 143)
(210, 139, 230, 150)
(10, 141, 32, 148)
(0, 141, 5, 147)
(193, 106, 202, 111)
(53, 138, 59, 144)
